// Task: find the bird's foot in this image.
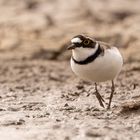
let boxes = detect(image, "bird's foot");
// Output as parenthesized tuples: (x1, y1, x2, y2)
(107, 104, 111, 110)
(95, 91, 105, 108)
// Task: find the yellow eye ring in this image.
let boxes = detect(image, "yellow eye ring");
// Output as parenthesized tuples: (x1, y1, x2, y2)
(83, 40, 90, 45)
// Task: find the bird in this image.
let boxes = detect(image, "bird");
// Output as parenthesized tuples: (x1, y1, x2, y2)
(67, 34, 123, 109)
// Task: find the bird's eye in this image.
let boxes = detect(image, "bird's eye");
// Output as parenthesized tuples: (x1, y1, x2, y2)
(83, 40, 90, 45)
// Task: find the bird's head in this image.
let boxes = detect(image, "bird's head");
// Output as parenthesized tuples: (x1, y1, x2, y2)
(67, 34, 99, 61)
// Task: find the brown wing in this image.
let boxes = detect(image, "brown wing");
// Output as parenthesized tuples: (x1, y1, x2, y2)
(98, 41, 111, 49)
(97, 41, 112, 56)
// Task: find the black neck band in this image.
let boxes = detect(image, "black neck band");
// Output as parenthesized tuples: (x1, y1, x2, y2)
(72, 45, 102, 65)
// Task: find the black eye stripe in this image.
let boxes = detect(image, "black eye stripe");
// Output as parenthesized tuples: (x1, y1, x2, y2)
(74, 41, 96, 48)
(73, 43, 81, 47)
(72, 35, 97, 48)
(82, 41, 95, 48)
(83, 40, 90, 45)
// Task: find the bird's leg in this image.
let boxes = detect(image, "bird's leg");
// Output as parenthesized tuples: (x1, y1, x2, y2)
(107, 80, 115, 109)
(94, 83, 105, 108)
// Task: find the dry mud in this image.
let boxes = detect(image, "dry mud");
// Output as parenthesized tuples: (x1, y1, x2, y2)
(0, 57, 140, 140)
(0, 0, 140, 140)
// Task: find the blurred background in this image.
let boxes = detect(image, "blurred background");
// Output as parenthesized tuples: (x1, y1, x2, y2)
(0, 0, 140, 61)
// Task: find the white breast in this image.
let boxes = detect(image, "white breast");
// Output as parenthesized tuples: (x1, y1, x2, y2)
(71, 47, 123, 82)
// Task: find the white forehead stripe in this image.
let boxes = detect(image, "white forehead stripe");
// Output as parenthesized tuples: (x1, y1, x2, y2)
(71, 37, 82, 43)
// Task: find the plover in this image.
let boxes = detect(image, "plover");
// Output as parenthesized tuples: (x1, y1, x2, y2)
(67, 34, 123, 109)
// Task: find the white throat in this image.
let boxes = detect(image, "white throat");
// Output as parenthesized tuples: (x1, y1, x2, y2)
(72, 43, 99, 61)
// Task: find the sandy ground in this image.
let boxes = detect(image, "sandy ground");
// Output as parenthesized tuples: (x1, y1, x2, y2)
(0, 54, 140, 140)
(0, 0, 140, 140)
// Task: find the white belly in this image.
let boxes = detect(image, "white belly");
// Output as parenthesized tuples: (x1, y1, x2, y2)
(71, 48, 123, 82)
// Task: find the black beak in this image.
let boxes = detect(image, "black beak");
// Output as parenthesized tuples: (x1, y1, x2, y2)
(67, 44, 76, 50)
